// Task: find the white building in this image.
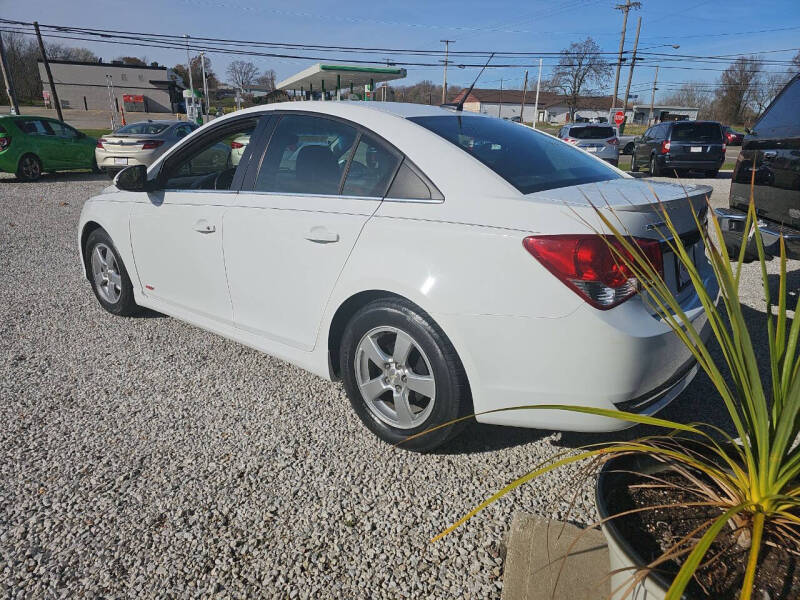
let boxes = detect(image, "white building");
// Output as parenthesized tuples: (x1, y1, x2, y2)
(453, 88, 698, 126)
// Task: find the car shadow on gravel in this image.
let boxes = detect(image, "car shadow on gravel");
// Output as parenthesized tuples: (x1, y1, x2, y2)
(433, 421, 553, 454)
(0, 171, 110, 184)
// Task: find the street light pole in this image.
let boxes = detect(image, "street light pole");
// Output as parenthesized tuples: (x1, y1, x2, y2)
(441, 39, 454, 104)
(184, 34, 195, 120)
(648, 66, 659, 126)
(34, 21, 63, 122)
(532, 58, 542, 130)
(611, 0, 641, 119)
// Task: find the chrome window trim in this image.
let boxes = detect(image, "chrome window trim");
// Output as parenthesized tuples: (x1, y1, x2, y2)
(382, 197, 444, 205)
(160, 189, 239, 194)
(237, 190, 382, 202)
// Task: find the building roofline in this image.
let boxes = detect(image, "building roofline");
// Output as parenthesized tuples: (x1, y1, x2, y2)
(36, 59, 167, 70)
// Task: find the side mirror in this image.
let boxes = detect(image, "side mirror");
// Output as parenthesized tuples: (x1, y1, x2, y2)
(114, 165, 150, 192)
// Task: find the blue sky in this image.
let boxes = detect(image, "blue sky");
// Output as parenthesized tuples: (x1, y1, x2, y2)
(4, 0, 799, 99)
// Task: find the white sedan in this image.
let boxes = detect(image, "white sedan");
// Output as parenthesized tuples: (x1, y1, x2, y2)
(78, 101, 716, 451)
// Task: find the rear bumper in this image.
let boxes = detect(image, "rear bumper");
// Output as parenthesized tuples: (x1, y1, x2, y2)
(95, 148, 162, 170)
(658, 155, 723, 171)
(436, 278, 716, 432)
(714, 207, 800, 260)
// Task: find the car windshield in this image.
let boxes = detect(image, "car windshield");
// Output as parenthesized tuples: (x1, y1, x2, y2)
(569, 126, 615, 139)
(115, 122, 170, 135)
(671, 122, 722, 143)
(409, 115, 621, 194)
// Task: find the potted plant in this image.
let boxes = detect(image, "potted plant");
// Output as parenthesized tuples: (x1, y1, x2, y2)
(431, 185, 800, 599)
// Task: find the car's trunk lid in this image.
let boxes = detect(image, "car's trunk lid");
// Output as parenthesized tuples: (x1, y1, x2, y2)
(101, 133, 161, 153)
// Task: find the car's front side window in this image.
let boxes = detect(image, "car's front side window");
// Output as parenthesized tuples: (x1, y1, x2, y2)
(255, 115, 358, 196)
(160, 119, 258, 191)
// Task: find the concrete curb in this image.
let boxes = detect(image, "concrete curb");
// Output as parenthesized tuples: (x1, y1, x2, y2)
(502, 513, 610, 600)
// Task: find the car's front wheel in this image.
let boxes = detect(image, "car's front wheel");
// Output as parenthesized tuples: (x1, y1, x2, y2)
(85, 228, 140, 316)
(340, 298, 471, 451)
(16, 154, 42, 181)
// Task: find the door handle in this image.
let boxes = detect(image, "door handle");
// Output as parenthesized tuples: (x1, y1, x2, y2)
(193, 220, 216, 234)
(305, 226, 339, 243)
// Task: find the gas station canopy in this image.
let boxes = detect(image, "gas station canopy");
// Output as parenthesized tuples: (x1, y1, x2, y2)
(276, 63, 407, 93)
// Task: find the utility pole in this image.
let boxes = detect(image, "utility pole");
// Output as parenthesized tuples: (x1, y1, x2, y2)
(532, 58, 542, 129)
(519, 70, 528, 124)
(620, 16, 641, 135)
(498, 78, 503, 117)
(611, 1, 640, 120)
(184, 34, 195, 120)
(648, 66, 659, 126)
(34, 21, 63, 122)
(200, 51, 209, 122)
(0, 32, 20, 115)
(440, 40, 454, 104)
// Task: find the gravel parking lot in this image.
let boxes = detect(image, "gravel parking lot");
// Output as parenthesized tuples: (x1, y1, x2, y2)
(0, 171, 793, 599)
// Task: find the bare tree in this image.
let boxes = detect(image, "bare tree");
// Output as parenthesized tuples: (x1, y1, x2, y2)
(548, 37, 612, 120)
(255, 69, 276, 91)
(751, 70, 790, 116)
(45, 43, 98, 62)
(226, 60, 258, 91)
(661, 82, 712, 118)
(712, 56, 762, 124)
(173, 55, 220, 92)
(116, 56, 148, 66)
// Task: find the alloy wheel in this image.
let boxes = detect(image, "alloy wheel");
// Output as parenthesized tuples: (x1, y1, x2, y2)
(91, 243, 122, 304)
(21, 156, 40, 180)
(354, 326, 436, 429)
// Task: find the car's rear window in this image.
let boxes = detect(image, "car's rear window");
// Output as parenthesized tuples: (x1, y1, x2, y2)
(409, 115, 621, 195)
(569, 126, 615, 139)
(115, 122, 170, 135)
(670, 122, 722, 143)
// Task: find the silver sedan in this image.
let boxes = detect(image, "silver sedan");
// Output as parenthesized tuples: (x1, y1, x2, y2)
(558, 123, 620, 166)
(95, 120, 198, 175)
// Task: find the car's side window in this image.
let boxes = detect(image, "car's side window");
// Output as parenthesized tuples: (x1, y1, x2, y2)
(255, 114, 358, 196)
(385, 159, 443, 201)
(753, 77, 800, 138)
(341, 134, 400, 198)
(48, 121, 79, 139)
(160, 119, 258, 191)
(174, 125, 192, 138)
(19, 119, 50, 136)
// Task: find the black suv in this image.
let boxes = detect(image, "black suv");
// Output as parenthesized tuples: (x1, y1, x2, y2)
(716, 73, 800, 259)
(631, 120, 726, 177)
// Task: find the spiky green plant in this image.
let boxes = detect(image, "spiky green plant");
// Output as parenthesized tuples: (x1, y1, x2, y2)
(431, 182, 800, 599)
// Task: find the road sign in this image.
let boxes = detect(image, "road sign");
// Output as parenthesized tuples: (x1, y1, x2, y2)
(614, 111, 625, 126)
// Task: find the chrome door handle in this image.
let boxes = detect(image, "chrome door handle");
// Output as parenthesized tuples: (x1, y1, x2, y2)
(305, 226, 339, 243)
(193, 220, 216, 234)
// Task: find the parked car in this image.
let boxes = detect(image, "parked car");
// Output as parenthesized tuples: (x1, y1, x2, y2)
(95, 120, 198, 175)
(558, 123, 619, 165)
(618, 134, 636, 155)
(0, 115, 97, 181)
(716, 73, 800, 260)
(631, 120, 725, 177)
(79, 102, 716, 450)
(723, 125, 745, 146)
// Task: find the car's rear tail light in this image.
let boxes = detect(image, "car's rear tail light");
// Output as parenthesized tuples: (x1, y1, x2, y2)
(140, 140, 165, 150)
(607, 137, 619, 146)
(523, 235, 663, 310)
(660, 140, 671, 154)
(230, 140, 245, 149)
(96, 138, 106, 149)
(0, 135, 10, 151)
(722, 143, 727, 153)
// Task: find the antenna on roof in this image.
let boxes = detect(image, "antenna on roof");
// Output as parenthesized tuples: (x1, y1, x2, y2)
(441, 52, 494, 112)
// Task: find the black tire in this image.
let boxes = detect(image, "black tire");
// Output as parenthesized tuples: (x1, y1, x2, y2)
(339, 297, 471, 452)
(91, 157, 102, 174)
(623, 142, 635, 155)
(16, 153, 42, 181)
(84, 228, 140, 316)
(649, 155, 662, 177)
(705, 169, 719, 179)
(630, 154, 638, 172)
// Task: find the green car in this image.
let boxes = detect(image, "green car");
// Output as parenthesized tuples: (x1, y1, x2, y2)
(0, 115, 98, 181)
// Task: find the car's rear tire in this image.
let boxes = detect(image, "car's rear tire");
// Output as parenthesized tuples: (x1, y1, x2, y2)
(630, 154, 638, 172)
(623, 142, 635, 155)
(339, 297, 471, 452)
(91, 157, 101, 174)
(16, 154, 42, 181)
(84, 228, 140, 316)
